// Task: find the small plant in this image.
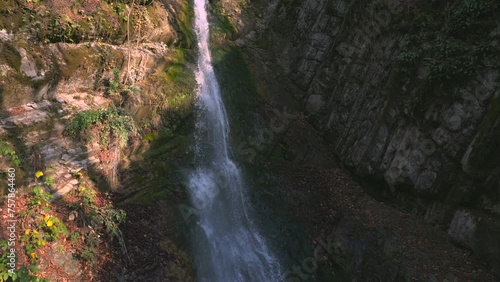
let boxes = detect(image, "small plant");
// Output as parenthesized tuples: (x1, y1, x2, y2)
(39, 214, 69, 241)
(0, 141, 20, 167)
(105, 69, 140, 97)
(80, 247, 97, 262)
(107, 69, 121, 95)
(43, 176, 55, 188)
(21, 228, 46, 263)
(70, 232, 81, 242)
(45, 15, 82, 43)
(27, 186, 52, 209)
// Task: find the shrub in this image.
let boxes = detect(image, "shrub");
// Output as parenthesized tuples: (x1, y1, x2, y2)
(64, 108, 137, 148)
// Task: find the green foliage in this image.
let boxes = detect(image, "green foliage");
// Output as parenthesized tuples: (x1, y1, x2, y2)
(40, 216, 69, 241)
(42, 176, 54, 189)
(394, 0, 499, 89)
(209, 3, 237, 38)
(23, 190, 68, 259)
(68, 187, 127, 261)
(70, 232, 81, 242)
(0, 141, 21, 167)
(15, 172, 68, 281)
(26, 186, 51, 208)
(64, 108, 137, 148)
(43, 15, 82, 43)
(211, 46, 260, 135)
(424, 38, 490, 83)
(21, 229, 45, 261)
(15, 266, 49, 282)
(105, 68, 141, 102)
(395, 36, 421, 75)
(107, 69, 122, 95)
(160, 48, 196, 129)
(449, 0, 499, 34)
(0, 256, 46, 282)
(80, 247, 97, 262)
(0, 240, 16, 282)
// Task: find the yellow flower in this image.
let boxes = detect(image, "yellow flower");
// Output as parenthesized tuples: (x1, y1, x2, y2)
(37, 201, 41, 205)
(33, 230, 39, 236)
(46, 220, 53, 227)
(45, 203, 49, 207)
(35, 171, 43, 178)
(44, 215, 50, 221)
(25, 229, 30, 235)
(81, 187, 86, 192)
(30, 252, 36, 259)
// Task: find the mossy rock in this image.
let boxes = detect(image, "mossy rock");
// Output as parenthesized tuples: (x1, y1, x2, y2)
(0, 42, 21, 71)
(0, 74, 34, 109)
(58, 44, 106, 80)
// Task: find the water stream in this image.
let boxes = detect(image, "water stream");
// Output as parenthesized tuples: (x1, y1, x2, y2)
(186, 0, 282, 281)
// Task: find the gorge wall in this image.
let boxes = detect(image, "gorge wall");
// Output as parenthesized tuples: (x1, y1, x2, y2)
(223, 0, 500, 275)
(2, 0, 500, 280)
(0, 1, 197, 280)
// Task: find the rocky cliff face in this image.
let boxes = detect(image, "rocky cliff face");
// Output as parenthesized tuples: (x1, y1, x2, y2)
(229, 0, 500, 276)
(0, 1, 196, 280)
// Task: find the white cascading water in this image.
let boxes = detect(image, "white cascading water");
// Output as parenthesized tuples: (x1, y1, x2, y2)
(187, 0, 282, 281)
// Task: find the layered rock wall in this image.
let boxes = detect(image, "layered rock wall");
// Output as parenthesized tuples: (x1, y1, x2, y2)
(236, 0, 500, 273)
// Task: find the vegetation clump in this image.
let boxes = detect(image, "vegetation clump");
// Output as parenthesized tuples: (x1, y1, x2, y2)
(0, 141, 21, 167)
(0, 0, 169, 44)
(106, 68, 140, 96)
(393, 0, 500, 104)
(67, 185, 127, 263)
(1, 169, 129, 281)
(64, 108, 137, 148)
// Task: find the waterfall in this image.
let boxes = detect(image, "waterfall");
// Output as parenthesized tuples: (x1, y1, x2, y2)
(186, 0, 282, 281)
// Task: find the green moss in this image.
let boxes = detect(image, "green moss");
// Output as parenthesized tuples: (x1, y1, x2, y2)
(146, 3, 164, 29)
(120, 179, 171, 204)
(165, 49, 189, 81)
(175, 0, 195, 48)
(206, 1, 261, 148)
(209, 3, 237, 37)
(59, 46, 97, 79)
(212, 45, 260, 135)
(146, 134, 190, 157)
(0, 76, 33, 109)
(121, 134, 190, 205)
(159, 48, 196, 130)
(0, 43, 21, 71)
